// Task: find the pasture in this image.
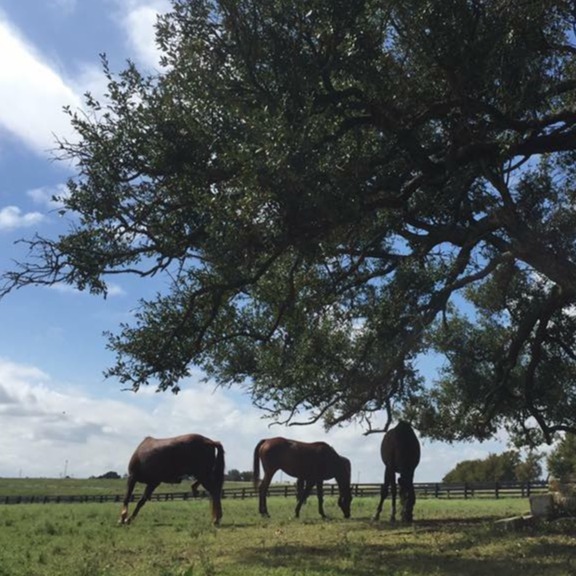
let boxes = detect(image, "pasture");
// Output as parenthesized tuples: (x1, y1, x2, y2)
(0, 496, 574, 576)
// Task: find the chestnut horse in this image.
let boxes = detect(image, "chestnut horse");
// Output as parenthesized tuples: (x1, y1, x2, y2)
(253, 437, 352, 518)
(119, 433, 225, 525)
(373, 421, 421, 522)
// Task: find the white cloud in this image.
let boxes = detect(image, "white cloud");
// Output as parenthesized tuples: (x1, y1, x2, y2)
(0, 357, 511, 482)
(119, 1, 170, 68)
(48, 281, 127, 297)
(0, 16, 81, 155)
(27, 183, 69, 210)
(106, 283, 127, 297)
(0, 205, 44, 231)
(0, 2, 172, 157)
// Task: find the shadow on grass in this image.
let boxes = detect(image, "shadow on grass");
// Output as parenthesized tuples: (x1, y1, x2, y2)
(233, 518, 574, 576)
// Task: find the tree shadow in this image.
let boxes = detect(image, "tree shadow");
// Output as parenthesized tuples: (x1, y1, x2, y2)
(233, 517, 574, 576)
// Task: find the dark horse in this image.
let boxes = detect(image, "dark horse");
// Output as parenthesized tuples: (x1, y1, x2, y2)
(253, 437, 352, 518)
(373, 421, 421, 522)
(120, 433, 225, 525)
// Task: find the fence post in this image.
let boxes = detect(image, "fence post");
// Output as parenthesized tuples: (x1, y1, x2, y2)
(434, 483, 439, 498)
(495, 482, 500, 499)
(464, 483, 468, 499)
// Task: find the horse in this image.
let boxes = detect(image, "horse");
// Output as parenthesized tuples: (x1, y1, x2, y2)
(119, 433, 225, 525)
(253, 437, 352, 518)
(373, 421, 421, 522)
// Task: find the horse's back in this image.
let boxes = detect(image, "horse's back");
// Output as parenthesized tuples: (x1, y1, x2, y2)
(381, 421, 421, 473)
(257, 437, 342, 480)
(128, 433, 219, 482)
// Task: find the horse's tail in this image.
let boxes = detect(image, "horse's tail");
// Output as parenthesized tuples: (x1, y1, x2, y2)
(253, 439, 266, 489)
(212, 441, 225, 491)
(207, 441, 225, 525)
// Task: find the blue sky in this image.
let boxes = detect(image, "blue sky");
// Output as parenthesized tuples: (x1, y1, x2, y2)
(0, 0, 516, 484)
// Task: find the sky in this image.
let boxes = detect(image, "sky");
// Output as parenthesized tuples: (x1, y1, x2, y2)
(0, 0, 520, 485)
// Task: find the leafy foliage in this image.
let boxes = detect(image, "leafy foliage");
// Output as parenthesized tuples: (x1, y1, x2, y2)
(4, 1, 576, 442)
(547, 433, 576, 481)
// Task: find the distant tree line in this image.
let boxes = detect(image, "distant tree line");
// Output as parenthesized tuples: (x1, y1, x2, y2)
(225, 469, 253, 482)
(442, 451, 542, 484)
(442, 436, 576, 484)
(90, 470, 254, 482)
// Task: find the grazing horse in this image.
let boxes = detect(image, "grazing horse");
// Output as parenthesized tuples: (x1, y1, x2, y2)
(253, 437, 352, 518)
(119, 433, 225, 525)
(373, 421, 421, 522)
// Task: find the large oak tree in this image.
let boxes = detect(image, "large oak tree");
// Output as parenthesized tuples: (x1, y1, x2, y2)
(4, 0, 576, 444)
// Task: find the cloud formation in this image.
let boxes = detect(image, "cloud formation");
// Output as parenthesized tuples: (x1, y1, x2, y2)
(0, 1, 170, 158)
(122, 2, 169, 68)
(0, 206, 44, 231)
(0, 16, 81, 155)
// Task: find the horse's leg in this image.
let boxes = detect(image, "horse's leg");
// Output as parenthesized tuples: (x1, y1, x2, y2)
(373, 468, 391, 521)
(295, 480, 315, 518)
(296, 478, 304, 501)
(389, 474, 398, 523)
(258, 470, 275, 517)
(316, 482, 326, 518)
(126, 482, 158, 523)
(119, 474, 137, 524)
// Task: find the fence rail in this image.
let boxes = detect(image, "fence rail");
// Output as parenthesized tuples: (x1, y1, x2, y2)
(0, 480, 549, 505)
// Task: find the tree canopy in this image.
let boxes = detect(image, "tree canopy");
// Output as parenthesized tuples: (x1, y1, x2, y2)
(4, 0, 576, 444)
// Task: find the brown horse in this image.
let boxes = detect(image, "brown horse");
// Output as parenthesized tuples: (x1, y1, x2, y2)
(119, 433, 225, 525)
(253, 437, 352, 518)
(373, 421, 421, 522)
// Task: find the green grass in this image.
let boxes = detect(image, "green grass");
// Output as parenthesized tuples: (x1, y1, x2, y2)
(0, 496, 574, 576)
(0, 477, 128, 497)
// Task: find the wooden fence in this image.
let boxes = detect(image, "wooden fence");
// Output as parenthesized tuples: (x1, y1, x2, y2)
(0, 480, 549, 505)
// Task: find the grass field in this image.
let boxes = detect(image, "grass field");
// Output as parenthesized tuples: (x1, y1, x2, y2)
(0, 477, 254, 498)
(0, 495, 575, 576)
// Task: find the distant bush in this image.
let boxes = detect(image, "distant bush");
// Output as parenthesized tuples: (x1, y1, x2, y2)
(96, 471, 121, 480)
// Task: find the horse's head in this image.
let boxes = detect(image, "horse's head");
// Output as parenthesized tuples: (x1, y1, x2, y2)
(337, 456, 353, 518)
(338, 491, 352, 518)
